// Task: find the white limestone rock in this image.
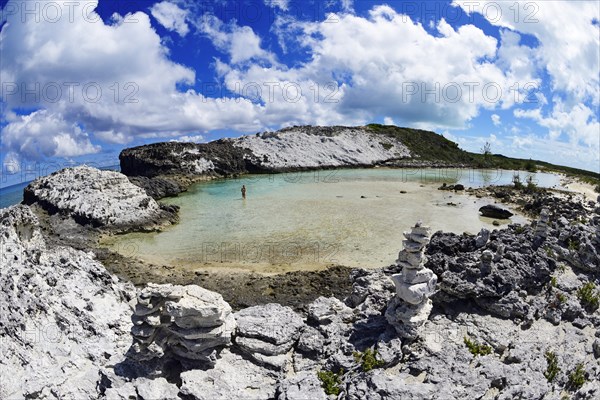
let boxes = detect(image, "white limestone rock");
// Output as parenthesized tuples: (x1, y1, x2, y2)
(0, 205, 133, 399)
(23, 166, 177, 231)
(277, 371, 328, 400)
(134, 377, 179, 400)
(307, 296, 354, 324)
(179, 349, 278, 400)
(232, 126, 411, 170)
(234, 303, 305, 345)
(131, 283, 235, 364)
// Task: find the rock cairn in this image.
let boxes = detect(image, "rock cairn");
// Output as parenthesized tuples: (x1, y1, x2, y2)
(130, 284, 236, 366)
(385, 222, 437, 339)
(534, 208, 550, 245)
(480, 250, 494, 274)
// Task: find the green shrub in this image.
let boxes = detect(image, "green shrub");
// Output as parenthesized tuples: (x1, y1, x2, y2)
(526, 175, 538, 192)
(317, 369, 344, 396)
(577, 282, 599, 311)
(353, 348, 385, 372)
(515, 225, 526, 234)
(545, 247, 555, 258)
(464, 336, 492, 356)
(544, 351, 560, 382)
(567, 363, 587, 390)
(550, 276, 557, 288)
(524, 159, 537, 172)
(380, 142, 393, 150)
(557, 293, 567, 304)
(567, 239, 579, 251)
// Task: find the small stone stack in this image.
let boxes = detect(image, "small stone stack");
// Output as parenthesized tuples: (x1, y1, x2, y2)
(130, 284, 236, 365)
(534, 208, 550, 245)
(480, 250, 494, 274)
(385, 222, 437, 339)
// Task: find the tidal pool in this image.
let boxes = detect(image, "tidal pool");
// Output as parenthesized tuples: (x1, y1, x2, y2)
(104, 168, 562, 273)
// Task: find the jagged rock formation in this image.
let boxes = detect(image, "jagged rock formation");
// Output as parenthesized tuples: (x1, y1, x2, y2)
(130, 284, 235, 365)
(23, 166, 178, 232)
(233, 304, 305, 370)
(385, 222, 437, 339)
(0, 205, 134, 399)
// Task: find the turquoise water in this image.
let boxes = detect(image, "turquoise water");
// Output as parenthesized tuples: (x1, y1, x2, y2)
(105, 168, 562, 272)
(0, 182, 27, 209)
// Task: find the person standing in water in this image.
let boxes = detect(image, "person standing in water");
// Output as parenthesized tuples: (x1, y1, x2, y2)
(241, 185, 246, 199)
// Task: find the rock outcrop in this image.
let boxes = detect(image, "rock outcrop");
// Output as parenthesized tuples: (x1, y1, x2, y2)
(0, 205, 134, 399)
(234, 304, 305, 369)
(129, 284, 235, 365)
(232, 126, 411, 170)
(23, 166, 178, 232)
(385, 222, 437, 339)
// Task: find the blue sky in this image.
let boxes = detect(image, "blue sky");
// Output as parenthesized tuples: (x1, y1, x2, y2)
(1, 0, 599, 188)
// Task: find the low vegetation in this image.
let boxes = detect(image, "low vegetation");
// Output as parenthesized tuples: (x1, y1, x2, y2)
(544, 351, 560, 382)
(366, 124, 600, 187)
(577, 282, 599, 311)
(464, 336, 492, 356)
(317, 369, 344, 396)
(567, 363, 587, 390)
(353, 348, 385, 372)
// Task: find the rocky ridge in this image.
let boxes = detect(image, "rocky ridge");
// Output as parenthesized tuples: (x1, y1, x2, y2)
(119, 125, 466, 198)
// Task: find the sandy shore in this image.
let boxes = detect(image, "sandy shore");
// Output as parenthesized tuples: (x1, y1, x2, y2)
(561, 176, 598, 201)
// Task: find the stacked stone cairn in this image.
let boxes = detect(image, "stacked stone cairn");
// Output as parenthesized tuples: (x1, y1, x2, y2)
(533, 207, 550, 248)
(130, 283, 236, 366)
(480, 250, 494, 275)
(385, 221, 437, 339)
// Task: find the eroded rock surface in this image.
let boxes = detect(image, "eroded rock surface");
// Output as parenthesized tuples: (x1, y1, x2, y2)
(0, 205, 134, 399)
(23, 166, 178, 232)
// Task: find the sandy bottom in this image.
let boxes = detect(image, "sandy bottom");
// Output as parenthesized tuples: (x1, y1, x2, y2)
(103, 170, 532, 273)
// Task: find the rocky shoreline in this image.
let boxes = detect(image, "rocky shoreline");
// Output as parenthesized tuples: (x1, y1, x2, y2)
(1, 127, 599, 399)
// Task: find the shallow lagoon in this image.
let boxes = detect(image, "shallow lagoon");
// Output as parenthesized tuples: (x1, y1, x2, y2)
(104, 168, 562, 273)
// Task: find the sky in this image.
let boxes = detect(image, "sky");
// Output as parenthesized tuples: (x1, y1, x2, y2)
(0, 0, 599, 188)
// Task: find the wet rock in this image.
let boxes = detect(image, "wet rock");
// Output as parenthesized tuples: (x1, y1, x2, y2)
(479, 205, 514, 219)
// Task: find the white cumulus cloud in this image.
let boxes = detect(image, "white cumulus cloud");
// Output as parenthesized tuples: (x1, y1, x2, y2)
(150, 1, 190, 37)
